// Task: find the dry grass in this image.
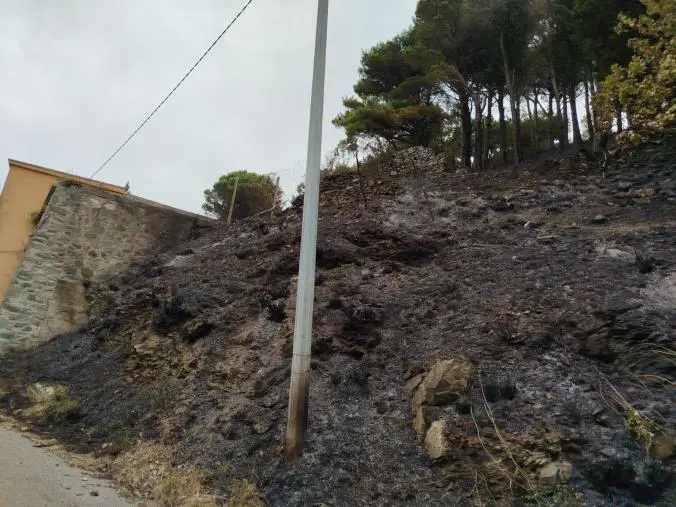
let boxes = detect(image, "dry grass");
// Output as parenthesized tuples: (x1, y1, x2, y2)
(602, 380, 660, 453)
(624, 344, 676, 388)
(111, 441, 265, 506)
(156, 470, 217, 507)
(469, 375, 554, 506)
(112, 442, 173, 496)
(225, 479, 266, 507)
(113, 442, 219, 506)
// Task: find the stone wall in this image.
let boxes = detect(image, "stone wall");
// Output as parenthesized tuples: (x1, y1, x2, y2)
(0, 182, 210, 350)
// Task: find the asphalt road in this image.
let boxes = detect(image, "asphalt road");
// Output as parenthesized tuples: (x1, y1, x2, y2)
(0, 427, 134, 507)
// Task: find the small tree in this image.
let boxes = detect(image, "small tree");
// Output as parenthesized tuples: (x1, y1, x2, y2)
(595, 0, 675, 133)
(203, 171, 279, 221)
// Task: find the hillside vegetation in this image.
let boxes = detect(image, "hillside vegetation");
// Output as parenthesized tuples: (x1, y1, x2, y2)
(0, 133, 675, 506)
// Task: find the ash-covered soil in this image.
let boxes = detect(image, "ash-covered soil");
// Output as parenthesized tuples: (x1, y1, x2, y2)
(1, 136, 675, 506)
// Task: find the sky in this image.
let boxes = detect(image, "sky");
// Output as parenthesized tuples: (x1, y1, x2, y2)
(0, 0, 418, 214)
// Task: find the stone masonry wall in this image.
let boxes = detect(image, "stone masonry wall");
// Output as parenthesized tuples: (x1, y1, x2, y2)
(0, 182, 209, 351)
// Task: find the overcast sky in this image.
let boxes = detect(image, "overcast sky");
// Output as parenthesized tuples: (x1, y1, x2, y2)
(0, 0, 418, 214)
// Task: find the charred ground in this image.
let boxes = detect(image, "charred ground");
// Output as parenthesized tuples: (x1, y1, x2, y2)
(1, 135, 675, 506)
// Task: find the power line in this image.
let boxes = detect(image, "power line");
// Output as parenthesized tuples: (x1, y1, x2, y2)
(91, 0, 256, 179)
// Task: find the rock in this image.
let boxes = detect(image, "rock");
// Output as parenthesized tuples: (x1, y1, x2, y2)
(252, 419, 273, 434)
(416, 358, 474, 406)
(618, 181, 632, 191)
(538, 461, 573, 487)
(591, 214, 608, 224)
(405, 374, 424, 394)
(650, 434, 675, 460)
(90, 491, 99, 497)
(424, 419, 449, 459)
(413, 407, 427, 438)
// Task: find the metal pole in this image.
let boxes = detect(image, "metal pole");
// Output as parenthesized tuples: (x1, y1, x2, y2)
(226, 177, 239, 225)
(285, 0, 329, 458)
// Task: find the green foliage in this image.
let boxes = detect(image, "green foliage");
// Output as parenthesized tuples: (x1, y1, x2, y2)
(595, 0, 675, 131)
(330, 0, 664, 167)
(353, 32, 439, 105)
(25, 383, 81, 422)
(203, 171, 279, 221)
(571, 0, 640, 76)
(332, 98, 444, 148)
(332, 29, 446, 148)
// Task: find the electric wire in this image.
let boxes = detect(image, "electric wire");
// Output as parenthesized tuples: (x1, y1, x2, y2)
(91, 0, 256, 179)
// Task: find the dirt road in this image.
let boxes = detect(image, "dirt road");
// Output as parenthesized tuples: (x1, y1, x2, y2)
(0, 427, 134, 507)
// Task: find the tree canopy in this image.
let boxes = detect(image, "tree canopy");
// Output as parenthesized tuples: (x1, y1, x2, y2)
(203, 171, 279, 221)
(594, 0, 675, 132)
(332, 0, 672, 167)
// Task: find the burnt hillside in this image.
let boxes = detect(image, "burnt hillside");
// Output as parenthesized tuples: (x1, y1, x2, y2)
(1, 136, 675, 506)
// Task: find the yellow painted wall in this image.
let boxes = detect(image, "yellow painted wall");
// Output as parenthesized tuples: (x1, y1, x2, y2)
(0, 160, 126, 302)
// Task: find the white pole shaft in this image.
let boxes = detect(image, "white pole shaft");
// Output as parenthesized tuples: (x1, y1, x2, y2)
(226, 177, 239, 226)
(285, 0, 329, 458)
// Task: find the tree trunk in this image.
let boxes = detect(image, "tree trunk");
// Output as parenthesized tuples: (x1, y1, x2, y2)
(615, 103, 624, 132)
(548, 89, 555, 149)
(569, 86, 583, 145)
(500, 31, 521, 163)
(512, 95, 523, 163)
(483, 92, 493, 168)
(551, 68, 566, 150)
(533, 91, 540, 152)
(562, 94, 569, 149)
(583, 78, 594, 140)
(472, 91, 483, 170)
(526, 92, 535, 155)
(498, 85, 508, 164)
(459, 89, 472, 167)
(589, 77, 607, 154)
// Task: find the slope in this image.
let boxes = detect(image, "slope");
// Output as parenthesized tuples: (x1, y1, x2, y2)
(1, 136, 675, 506)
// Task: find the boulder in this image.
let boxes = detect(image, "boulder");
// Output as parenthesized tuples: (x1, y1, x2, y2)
(424, 419, 450, 460)
(416, 358, 474, 406)
(412, 407, 427, 439)
(405, 374, 424, 394)
(538, 461, 573, 487)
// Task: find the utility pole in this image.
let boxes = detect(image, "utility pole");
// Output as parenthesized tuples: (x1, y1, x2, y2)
(226, 177, 239, 226)
(285, 0, 329, 458)
(271, 176, 281, 218)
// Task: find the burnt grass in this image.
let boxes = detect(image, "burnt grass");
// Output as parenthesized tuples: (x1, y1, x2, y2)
(1, 136, 676, 506)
